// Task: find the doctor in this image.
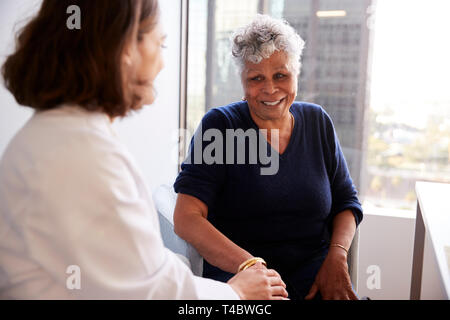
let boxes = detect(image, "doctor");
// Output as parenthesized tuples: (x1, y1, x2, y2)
(0, 0, 288, 299)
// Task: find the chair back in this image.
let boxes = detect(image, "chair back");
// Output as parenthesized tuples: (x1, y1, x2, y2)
(153, 185, 203, 276)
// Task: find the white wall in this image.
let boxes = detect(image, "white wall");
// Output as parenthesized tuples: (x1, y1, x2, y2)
(0, 0, 40, 156)
(357, 210, 416, 299)
(112, 1, 181, 192)
(0, 0, 181, 193)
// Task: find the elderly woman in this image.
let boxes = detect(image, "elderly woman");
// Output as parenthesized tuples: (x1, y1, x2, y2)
(0, 2, 287, 300)
(173, 15, 363, 300)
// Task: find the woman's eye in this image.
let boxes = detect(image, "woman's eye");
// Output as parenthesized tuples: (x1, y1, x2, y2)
(275, 73, 285, 79)
(250, 76, 262, 81)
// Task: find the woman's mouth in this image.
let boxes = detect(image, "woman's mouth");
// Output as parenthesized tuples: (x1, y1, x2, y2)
(136, 79, 151, 86)
(261, 98, 284, 106)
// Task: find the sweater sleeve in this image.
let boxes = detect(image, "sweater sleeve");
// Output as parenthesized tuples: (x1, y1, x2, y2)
(174, 109, 227, 210)
(320, 109, 363, 227)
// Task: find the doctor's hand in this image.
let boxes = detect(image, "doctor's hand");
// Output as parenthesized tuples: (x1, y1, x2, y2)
(227, 261, 289, 300)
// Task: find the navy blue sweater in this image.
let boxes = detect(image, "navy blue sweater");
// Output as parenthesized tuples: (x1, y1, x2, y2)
(174, 101, 363, 294)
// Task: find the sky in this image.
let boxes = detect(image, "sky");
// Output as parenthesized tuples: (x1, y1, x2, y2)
(369, 0, 450, 127)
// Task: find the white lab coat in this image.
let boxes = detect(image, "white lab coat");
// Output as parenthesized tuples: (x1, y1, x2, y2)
(0, 105, 238, 299)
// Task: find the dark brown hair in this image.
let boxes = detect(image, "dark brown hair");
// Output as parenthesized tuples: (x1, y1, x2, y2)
(2, 0, 159, 118)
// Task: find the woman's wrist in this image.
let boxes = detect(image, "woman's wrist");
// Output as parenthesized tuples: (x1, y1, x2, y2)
(328, 245, 348, 262)
(237, 257, 267, 273)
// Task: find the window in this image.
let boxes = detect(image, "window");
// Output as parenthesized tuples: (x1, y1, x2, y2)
(184, 0, 450, 213)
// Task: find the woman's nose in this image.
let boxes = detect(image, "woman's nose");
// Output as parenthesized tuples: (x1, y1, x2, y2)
(262, 80, 278, 95)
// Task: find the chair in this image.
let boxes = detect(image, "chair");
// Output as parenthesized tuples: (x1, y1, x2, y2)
(153, 184, 360, 287)
(347, 228, 360, 290)
(153, 185, 203, 276)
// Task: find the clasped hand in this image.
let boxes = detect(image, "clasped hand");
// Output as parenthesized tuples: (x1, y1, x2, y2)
(305, 250, 358, 300)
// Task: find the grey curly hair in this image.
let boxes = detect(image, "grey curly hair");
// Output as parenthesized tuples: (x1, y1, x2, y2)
(231, 14, 305, 76)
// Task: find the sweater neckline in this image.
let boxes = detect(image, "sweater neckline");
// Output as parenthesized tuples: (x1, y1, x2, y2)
(243, 102, 299, 159)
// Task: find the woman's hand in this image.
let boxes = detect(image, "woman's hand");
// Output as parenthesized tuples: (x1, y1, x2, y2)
(305, 248, 358, 300)
(228, 261, 289, 300)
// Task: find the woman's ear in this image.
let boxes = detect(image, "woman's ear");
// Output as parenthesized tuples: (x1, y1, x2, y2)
(122, 49, 133, 67)
(122, 39, 137, 67)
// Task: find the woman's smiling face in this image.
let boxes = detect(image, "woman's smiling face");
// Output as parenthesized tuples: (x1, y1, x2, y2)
(241, 50, 298, 123)
(121, 13, 167, 109)
(134, 18, 167, 105)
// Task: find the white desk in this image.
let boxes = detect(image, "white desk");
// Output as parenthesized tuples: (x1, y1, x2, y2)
(411, 182, 450, 299)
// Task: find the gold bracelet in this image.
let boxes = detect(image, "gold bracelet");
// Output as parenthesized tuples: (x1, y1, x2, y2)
(330, 243, 349, 255)
(239, 258, 267, 272)
(242, 259, 266, 272)
(237, 257, 267, 273)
